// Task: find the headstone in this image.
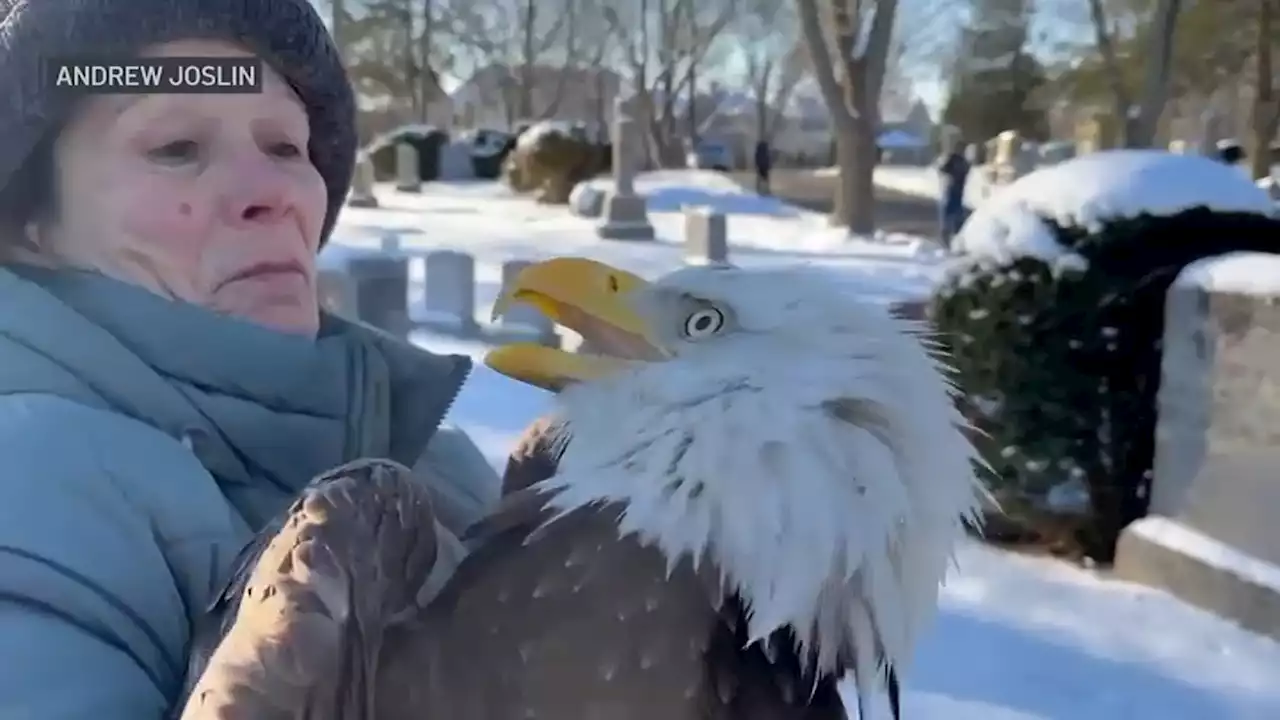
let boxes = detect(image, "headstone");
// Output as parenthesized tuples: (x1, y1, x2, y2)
(396, 143, 421, 192)
(420, 250, 478, 335)
(984, 137, 1000, 165)
(346, 252, 410, 336)
(597, 98, 655, 241)
(494, 259, 558, 345)
(438, 141, 476, 180)
(1076, 114, 1108, 154)
(683, 206, 728, 265)
(316, 267, 358, 318)
(569, 183, 606, 218)
(994, 130, 1027, 184)
(380, 231, 401, 254)
(347, 153, 378, 207)
(1114, 252, 1280, 640)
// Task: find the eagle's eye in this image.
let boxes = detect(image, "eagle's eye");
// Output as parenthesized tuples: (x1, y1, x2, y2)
(681, 307, 725, 340)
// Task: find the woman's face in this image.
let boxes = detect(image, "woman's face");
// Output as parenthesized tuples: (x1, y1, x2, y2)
(33, 39, 328, 336)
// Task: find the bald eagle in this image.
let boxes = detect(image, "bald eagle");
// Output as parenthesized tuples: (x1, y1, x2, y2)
(178, 259, 986, 720)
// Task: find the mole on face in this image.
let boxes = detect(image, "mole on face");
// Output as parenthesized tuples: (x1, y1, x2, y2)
(178, 202, 192, 216)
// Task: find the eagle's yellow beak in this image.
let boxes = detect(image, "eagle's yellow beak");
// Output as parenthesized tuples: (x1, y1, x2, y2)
(485, 258, 663, 391)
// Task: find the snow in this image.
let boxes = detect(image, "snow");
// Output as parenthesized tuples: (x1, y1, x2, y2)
(953, 150, 1276, 264)
(456, 128, 512, 158)
(330, 169, 1280, 718)
(332, 171, 946, 326)
(872, 164, 994, 208)
(1177, 252, 1280, 295)
(514, 120, 576, 149)
(1128, 516, 1280, 592)
(367, 123, 441, 152)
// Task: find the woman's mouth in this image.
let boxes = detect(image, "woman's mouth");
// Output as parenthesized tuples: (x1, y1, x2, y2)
(217, 260, 306, 290)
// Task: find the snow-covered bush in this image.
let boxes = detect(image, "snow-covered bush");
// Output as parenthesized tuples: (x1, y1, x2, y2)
(932, 150, 1280, 560)
(367, 124, 448, 182)
(501, 121, 607, 203)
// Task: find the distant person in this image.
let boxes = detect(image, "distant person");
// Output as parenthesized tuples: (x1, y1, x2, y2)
(754, 140, 772, 195)
(935, 144, 972, 247)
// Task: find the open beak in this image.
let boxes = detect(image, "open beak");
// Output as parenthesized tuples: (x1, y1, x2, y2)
(485, 257, 664, 391)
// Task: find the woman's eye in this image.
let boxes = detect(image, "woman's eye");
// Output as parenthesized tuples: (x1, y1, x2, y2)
(268, 142, 303, 159)
(146, 139, 200, 163)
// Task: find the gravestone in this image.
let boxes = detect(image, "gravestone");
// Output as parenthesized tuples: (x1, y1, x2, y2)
(569, 183, 606, 218)
(347, 153, 378, 207)
(683, 206, 728, 265)
(597, 98, 655, 241)
(346, 251, 410, 336)
(494, 259, 558, 345)
(983, 137, 1000, 165)
(380, 231, 401, 254)
(994, 130, 1031, 184)
(420, 250, 478, 336)
(438, 141, 476, 180)
(396, 143, 421, 192)
(1114, 251, 1280, 640)
(316, 263, 358, 318)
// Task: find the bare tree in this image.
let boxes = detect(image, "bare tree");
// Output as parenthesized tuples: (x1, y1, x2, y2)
(797, 0, 899, 234)
(313, 0, 449, 128)
(1249, 0, 1280, 178)
(1085, 0, 1184, 146)
(439, 0, 578, 126)
(601, 0, 738, 167)
(739, 1, 808, 143)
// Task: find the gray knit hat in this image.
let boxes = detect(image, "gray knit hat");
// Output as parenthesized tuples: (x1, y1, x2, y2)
(0, 0, 356, 244)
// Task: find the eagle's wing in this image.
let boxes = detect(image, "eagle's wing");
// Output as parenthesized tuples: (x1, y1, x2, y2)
(377, 484, 848, 720)
(177, 459, 440, 719)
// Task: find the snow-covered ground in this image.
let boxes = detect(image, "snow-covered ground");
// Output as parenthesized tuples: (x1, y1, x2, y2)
(332, 169, 948, 325)
(333, 170, 1280, 719)
(872, 164, 994, 208)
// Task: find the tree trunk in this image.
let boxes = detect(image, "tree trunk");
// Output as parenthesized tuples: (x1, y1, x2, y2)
(1127, 0, 1183, 147)
(518, 0, 537, 120)
(1249, 0, 1279, 180)
(832, 116, 877, 234)
(796, 0, 897, 235)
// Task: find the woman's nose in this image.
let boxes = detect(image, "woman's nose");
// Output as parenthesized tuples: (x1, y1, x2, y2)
(221, 152, 294, 226)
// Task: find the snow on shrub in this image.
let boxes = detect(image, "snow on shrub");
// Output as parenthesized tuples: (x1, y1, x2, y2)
(932, 150, 1280, 560)
(502, 121, 608, 203)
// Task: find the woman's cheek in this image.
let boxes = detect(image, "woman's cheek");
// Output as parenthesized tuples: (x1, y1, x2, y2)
(115, 188, 211, 301)
(288, 164, 329, 254)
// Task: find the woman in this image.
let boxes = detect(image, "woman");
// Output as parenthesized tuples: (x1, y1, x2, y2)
(0, 0, 497, 715)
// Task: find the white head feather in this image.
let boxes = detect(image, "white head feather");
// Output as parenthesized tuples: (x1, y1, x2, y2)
(537, 263, 986, 689)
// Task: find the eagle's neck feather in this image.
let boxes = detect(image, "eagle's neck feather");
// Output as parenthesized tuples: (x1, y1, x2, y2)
(538, 369, 984, 683)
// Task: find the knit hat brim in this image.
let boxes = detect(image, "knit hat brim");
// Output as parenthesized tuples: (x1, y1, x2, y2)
(0, 0, 356, 244)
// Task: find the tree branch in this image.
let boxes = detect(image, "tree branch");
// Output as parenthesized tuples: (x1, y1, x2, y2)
(796, 0, 855, 132)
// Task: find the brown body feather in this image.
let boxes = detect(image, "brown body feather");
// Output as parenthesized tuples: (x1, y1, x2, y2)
(179, 422, 890, 718)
